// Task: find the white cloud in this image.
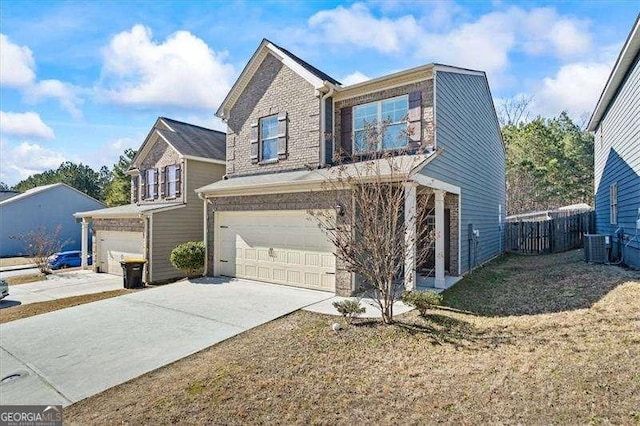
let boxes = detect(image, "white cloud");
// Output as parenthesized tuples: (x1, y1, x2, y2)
(341, 71, 371, 86)
(0, 34, 36, 87)
(99, 24, 235, 110)
(302, 4, 593, 77)
(0, 34, 82, 117)
(308, 3, 421, 54)
(533, 62, 611, 118)
(24, 80, 83, 118)
(0, 111, 55, 139)
(0, 140, 66, 183)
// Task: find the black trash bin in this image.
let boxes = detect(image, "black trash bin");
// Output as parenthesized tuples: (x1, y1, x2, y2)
(120, 259, 146, 289)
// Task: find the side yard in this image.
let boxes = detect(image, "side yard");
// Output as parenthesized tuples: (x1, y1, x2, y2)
(65, 250, 640, 424)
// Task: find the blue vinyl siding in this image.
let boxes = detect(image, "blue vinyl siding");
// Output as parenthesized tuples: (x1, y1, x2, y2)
(594, 52, 640, 268)
(422, 71, 506, 274)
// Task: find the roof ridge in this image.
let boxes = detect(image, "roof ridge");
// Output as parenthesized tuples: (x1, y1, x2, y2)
(159, 117, 225, 135)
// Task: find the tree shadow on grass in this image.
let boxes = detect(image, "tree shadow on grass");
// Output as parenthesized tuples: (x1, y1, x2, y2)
(441, 250, 639, 317)
(353, 312, 514, 350)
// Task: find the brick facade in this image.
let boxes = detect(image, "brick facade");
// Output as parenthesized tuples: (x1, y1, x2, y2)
(207, 190, 353, 296)
(133, 137, 184, 204)
(225, 53, 321, 178)
(334, 80, 435, 155)
(92, 218, 144, 233)
(91, 218, 146, 274)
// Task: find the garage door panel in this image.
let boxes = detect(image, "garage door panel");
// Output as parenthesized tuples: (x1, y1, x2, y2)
(97, 231, 144, 276)
(218, 211, 335, 292)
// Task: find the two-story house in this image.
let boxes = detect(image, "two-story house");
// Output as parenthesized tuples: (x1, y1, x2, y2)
(75, 117, 226, 283)
(588, 16, 640, 269)
(196, 39, 505, 296)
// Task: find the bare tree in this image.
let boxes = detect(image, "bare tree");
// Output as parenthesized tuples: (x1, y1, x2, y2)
(11, 225, 70, 273)
(309, 120, 436, 324)
(498, 95, 534, 126)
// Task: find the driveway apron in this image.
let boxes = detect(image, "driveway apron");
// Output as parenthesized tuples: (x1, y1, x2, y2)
(0, 278, 333, 406)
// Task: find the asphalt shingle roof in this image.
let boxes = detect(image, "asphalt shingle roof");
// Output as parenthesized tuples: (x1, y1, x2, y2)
(159, 118, 226, 161)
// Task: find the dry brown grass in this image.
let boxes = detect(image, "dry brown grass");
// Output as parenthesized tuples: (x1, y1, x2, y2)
(0, 290, 134, 324)
(0, 257, 34, 268)
(4, 273, 46, 286)
(65, 250, 640, 425)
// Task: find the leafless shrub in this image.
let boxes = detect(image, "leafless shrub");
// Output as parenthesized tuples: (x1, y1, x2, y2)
(309, 119, 436, 324)
(10, 225, 70, 273)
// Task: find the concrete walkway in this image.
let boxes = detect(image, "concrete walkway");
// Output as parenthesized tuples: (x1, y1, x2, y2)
(304, 296, 414, 318)
(0, 277, 332, 407)
(0, 270, 123, 307)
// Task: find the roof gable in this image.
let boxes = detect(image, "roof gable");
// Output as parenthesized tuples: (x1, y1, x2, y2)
(216, 39, 339, 119)
(131, 117, 226, 170)
(588, 15, 640, 131)
(0, 183, 104, 207)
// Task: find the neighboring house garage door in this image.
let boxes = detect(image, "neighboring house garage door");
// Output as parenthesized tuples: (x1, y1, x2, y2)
(217, 211, 335, 292)
(96, 231, 144, 276)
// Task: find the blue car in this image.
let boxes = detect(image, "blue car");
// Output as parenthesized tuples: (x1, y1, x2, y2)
(47, 250, 92, 270)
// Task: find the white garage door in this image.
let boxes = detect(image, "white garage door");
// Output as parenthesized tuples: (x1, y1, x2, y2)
(96, 231, 144, 276)
(217, 211, 335, 291)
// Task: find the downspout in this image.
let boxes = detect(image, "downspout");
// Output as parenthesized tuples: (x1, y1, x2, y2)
(142, 214, 151, 284)
(319, 82, 335, 167)
(198, 191, 209, 276)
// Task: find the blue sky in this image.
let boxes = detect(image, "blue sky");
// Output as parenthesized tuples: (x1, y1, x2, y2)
(0, 1, 638, 185)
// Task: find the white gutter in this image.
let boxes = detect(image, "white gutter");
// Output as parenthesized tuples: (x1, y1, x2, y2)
(319, 82, 335, 166)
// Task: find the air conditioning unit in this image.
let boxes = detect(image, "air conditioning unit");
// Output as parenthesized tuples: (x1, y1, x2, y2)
(584, 234, 609, 263)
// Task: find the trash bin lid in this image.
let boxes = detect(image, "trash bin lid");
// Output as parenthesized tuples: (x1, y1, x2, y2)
(121, 258, 146, 264)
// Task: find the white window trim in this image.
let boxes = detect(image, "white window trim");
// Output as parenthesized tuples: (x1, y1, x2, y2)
(167, 165, 178, 198)
(610, 182, 618, 225)
(352, 94, 409, 154)
(260, 115, 279, 161)
(145, 169, 156, 199)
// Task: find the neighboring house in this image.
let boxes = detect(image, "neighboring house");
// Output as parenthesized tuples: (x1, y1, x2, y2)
(0, 183, 104, 257)
(196, 39, 505, 296)
(75, 117, 226, 282)
(588, 16, 640, 269)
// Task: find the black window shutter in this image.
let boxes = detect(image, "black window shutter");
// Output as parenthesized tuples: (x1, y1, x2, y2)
(408, 91, 422, 149)
(154, 168, 159, 199)
(277, 112, 287, 158)
(132, 176, 139, 203)
(141, 172, 147, 200)
(175, 164, 182, 197)
(340, 106, 353, 157)
(160, 166, 166, 198)
(250, 120, 259, 163)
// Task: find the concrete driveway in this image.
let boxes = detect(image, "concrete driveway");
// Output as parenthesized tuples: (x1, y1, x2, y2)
(0, 277, 333, 407)
(1, 270, 123, 307)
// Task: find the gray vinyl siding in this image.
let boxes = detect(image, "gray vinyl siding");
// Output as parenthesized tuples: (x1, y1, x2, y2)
(1, 185, 104, 257)
(149, 160, 225, 281)
(594, 52, 640, 268)
(422, 71, 506, 274)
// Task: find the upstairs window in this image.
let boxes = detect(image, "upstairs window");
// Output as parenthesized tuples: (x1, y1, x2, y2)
(353, 95, 408, 153)
(167, 165, 178, 197)
(145, 168, 157, 199)
(610, 183, 618, 225)
(260, 115, 279, 161)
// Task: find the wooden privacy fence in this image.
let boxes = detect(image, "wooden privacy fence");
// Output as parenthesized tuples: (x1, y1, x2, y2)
(505, 211, 594, 254)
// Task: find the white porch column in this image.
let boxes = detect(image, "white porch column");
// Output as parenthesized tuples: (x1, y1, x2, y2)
(434, 189, 446, 289)
(404, 182, 418, 290)
(81, 218, 89, 269)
